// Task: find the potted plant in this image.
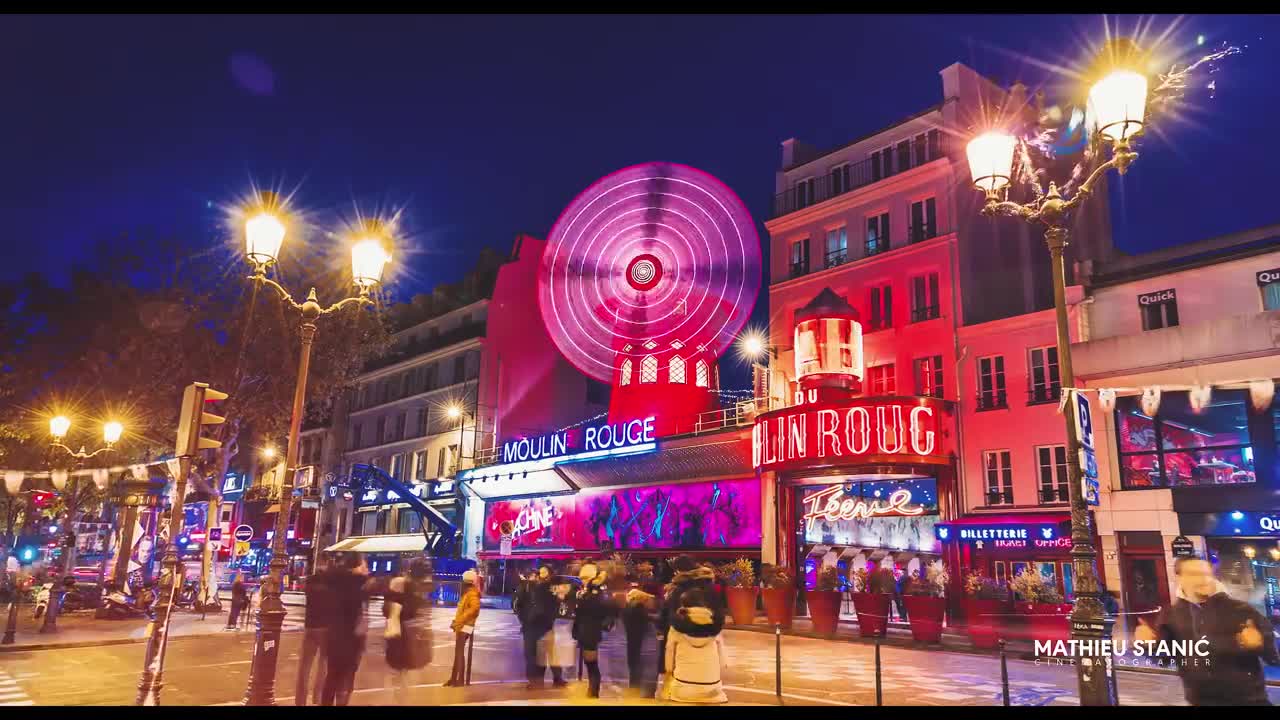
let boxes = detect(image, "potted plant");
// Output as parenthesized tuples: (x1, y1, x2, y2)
(964, 571, 1010, 649)
(759, 563, 795, 629)
(902, 564, 949, 644)
(806, 565, 843, 635)
(850, 566, 894, 638)
(718, 557, 758, 626)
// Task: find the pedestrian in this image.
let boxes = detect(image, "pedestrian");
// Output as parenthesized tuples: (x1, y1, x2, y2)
(385, 558, 434, 701)
(512, 571, 531, 624)
(444, 568, 481, 686)
(225, 573, 247, 630)
(656, 555, 722, 675)
(320, 553, 372, 707)
(571, 563, 615, 698)
(522, 566, 568, 689)
(1135, 555, 1280, 706)
(623, 587, 655, 694)
(295, 555, 333, 706)
(661, 588, 728, 704)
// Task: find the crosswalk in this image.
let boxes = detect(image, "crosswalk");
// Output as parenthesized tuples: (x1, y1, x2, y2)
(0, 669, 35, 707)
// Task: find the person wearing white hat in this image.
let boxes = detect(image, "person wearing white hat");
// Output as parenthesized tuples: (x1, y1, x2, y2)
(445, 569, 481, 686)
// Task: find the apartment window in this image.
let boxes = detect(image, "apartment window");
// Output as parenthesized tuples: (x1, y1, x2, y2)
(984, 450, 1013, 505)
(1028, 346, 1061, 404)
(914, 133, 927, 167)
(896, 140, 911, 173)
(830, 164, 851, 196)
(790, 239, 810, 278)
(865, 213, 889, 256)
(437, 446, 448, 477)
(375, 417, 386, 445)
(1263, 276, 1280, 310)
(423, 364, 437, 391)
(910, 273, 940, 322)
(380, 380, 392, 404)
(1037, 445, 1069, 503)
(695, 359, 710, 388)
(390, 453, 406, 480)
(867, 363, 896, 395)
(977, 355, 1007, 410)
(393, 413, 406, 442)
(350, 422, 363, 449)
(869, 284, 893, 330)
(876, 146, 894, 179)
(359, 384, 371, 410)
(415, 407, 427, 437)
(909, 198, 937, 243)
(1139, 290, 1179, 330)
(619, 358, 633, 386)
(360, 511, 380, 536)
(447, 444, 460, 476)
(913, 355, 944, 398)
(795, 177, 816, 209)
(413, 450, 427, 482)
(927, 129, 941, 161)
(669, 355, 686, 384)
(400, 372, 411, 398)
(453, 355, 467, 384)
(871, 150, 883, 182)
(311, 436, 323, 463)
(824, 226, 848, 268)
(640, 355, 658, 383)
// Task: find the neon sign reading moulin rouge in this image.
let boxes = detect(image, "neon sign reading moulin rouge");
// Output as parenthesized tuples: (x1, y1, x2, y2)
(753, 400, 943, 470)
(502, 416, 657, 464)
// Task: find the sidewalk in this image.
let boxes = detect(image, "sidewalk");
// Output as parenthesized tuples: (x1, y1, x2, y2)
(727, 616, 1280, 686)
(0, 608, 266, 653)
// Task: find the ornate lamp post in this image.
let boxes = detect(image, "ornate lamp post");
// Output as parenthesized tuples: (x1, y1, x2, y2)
(240, 192, 390, 706)
(964, 38, 1150, 707)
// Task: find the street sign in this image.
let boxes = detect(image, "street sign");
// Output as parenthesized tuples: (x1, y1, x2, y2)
(234, 540, 250, 557)
(1075, 392, 1100, 506)
(209, 527, 223, 543)
(500, 535, 513, 557)
(1171, 535, 1196, 558)
(233, 524, 254, 542)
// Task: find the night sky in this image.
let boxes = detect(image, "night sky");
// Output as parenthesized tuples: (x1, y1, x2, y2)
(3, 14, 1276, 306)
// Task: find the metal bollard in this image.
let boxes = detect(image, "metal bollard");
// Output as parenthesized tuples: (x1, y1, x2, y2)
(774, 624, 782, 697)
(998, 639, 1010, 707)
(874, 637, 883, 706)
(465, 632, 475, 686)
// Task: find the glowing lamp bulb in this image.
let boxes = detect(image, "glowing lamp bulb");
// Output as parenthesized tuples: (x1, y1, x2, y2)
(966, 131, 1017, 193)
(1243, 546, 1256, 559)
(245, 212, 286, 266)
(1231, 511, 1244, 520)
(1089, 70, 1147, 142)
(262, 446, 277, 459)
(351, 238, 390, 288)
(740, 332, 766, 360)
(103, 421, 124, 445)
(50, 415, 71, 440)
(446, 405, 463, 420)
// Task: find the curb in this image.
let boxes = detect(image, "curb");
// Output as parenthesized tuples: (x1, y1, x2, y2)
(0, 625, 305, 653)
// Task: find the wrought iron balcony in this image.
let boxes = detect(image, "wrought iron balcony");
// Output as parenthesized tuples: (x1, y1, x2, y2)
(975, 391, 1008, 411)
(1027, 384, 1062, 405)
(986, 489, 1014, 506)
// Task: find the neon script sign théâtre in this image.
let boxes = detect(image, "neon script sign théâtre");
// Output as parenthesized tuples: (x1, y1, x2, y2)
(800, 485, 924, 523)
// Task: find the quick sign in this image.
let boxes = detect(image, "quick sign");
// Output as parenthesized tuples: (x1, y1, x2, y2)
(752, 397, 948, 471)
(1137, 288, 1176, 306)
(1257, 268, 1280, 286)
(501, 416, 657, 464)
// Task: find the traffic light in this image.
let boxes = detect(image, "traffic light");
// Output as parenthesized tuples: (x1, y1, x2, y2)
(175, 382, 229, 456)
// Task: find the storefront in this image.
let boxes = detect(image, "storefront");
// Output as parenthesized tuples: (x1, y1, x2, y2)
(325, 479, 457, 577)
(1179, 510, 1280, 626)
(933, 515, 1078, 603)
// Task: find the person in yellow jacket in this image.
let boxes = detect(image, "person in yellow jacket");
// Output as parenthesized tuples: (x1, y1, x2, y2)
(444, 569, 481, 686)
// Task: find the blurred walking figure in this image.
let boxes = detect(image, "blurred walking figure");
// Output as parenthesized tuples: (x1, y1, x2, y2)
(661, 588, 728, 704)
(623, 588, 655, 694)
(522, 566, 567, 689)
(657, 555, 721, 675)
(385, 558, 434, 701)
(444, 568, 480, 686)
(243, 578, 261, 630)
(295, 555, 333, 706)
(1136, 556, 1279, 706)
(571, 563, 615, 698)
(320, 553, 372, 706)
(224, 573, 248, 630)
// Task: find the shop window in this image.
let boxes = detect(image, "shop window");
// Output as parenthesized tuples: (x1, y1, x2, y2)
(398, 510, 421, 535)
(977, 355, 1007, 410)
(1114, 389, 1257, 488)
(695, 359, 710, 388)
(866, 363, 896, 395)
(868, 284, 892, 330)
(640, 355, 658, 384)
(669, 355, 686, 384)
(992, 561, 1008, 585)
(359, 511, 379, 535)
(1036, 444, 1069, 503)
(619, 358, 633, 386)
(984, 450, 1013, 505)
(1028, 346, 1061, 404)
(1061, 562, 1074, 601)
(1264, 278, 1280, 310)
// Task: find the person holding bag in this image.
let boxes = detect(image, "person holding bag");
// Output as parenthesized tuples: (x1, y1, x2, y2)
(444, 569, 481, 686)
(384, 558, 434, 702)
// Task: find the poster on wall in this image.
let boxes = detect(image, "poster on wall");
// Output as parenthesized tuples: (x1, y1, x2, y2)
(482, 478, 762, 553)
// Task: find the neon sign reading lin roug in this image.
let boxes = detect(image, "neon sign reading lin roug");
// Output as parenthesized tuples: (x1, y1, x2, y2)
(752, 398, 946, 471)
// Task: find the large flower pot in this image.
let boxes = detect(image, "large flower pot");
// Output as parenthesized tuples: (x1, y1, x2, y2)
(966, 598, 1005, 649)
(851, 592, 891, 638)
(806, 590, 843, 635)
(761, 587, 796, 629)
(1024, 602, 1071, 645)
(903, 595, 947, 644)
(725, 586, 759, 626)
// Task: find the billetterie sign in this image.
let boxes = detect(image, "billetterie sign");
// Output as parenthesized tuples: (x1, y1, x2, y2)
(501, 416, 657, 464)
(752, 397, 948, 471)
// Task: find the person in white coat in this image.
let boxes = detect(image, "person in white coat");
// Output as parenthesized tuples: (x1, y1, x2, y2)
(661, 588, 728, 704)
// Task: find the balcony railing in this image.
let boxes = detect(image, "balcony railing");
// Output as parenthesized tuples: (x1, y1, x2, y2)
(790, 261, 809, 279)
(824, 249, 849, 269)
(772, 137, 950, 219)
(975, 391, 1008, 411)
(907, 224, 939, 245)
(1039, 486, 1069, 503)
(986, 489, 1013, 506)
(783, 222, 955, 283)
(1027, 384, 1062, 405)
(864, 238, 885, 258)
(910, 304, 940, 323)
(363, 321, 487, 373)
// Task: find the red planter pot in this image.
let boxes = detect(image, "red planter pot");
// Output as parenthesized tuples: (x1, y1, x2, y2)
(903, 595, 946, 644)
(966, 598, 1006, 649)
(806, 590, 843, 635)
(851, 592, 891, 638)
(1018, 602, 1071, 644)
(725, 586, 759, 626)
(761, 587, 796, 629)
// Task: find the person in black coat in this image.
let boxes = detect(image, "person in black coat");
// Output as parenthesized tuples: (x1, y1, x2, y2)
(571, 564, 616, 698)
(1136, 556, 1280, 706)
(622, 587, 656, 693)
(656, 555, 723, 674)
(320, 553, 372, 707)
(521, 566, 567, 689)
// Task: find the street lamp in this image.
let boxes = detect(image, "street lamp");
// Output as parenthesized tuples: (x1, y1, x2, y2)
(240, 191, 389, 706)
(964, 38, 1150, 707)
(737, 329, 778, 409)
(444, 403, 468, 476)
(48, 416, 125, 461)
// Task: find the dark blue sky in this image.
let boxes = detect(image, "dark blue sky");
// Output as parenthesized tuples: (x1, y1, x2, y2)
(3, 14, 1276, 300)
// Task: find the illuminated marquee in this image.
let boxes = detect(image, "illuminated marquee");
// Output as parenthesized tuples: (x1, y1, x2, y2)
(752, 398, 947, 471)
(801, 484, 924, 523)
(935, 523, 1066, 545)
(501, 416, 657, 464)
